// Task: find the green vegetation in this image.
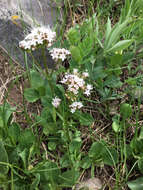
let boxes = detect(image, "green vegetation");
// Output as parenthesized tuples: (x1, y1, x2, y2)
(1, 0, 143, 189)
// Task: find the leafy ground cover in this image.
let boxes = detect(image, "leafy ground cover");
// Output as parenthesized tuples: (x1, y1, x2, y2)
(1, 0, 143, 189)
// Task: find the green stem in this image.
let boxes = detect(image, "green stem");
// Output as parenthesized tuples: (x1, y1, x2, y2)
(42, 46, 49, 75)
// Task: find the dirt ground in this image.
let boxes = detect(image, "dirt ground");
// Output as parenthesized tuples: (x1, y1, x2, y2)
(0, 48, 30, 126)
(0, 48, 23, 104)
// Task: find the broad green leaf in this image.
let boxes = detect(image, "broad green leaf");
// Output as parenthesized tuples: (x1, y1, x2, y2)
(127, 177, 143, 190)
(18, 129, 36, 150)
(33, 161, 60, 184)
(8, 123, 20, 145)
(106, 40, 133, 53)
(24, 88, 40, 102)
(104, 76, 123, 88)
(120, 103, 132, 119)
(102, 147, 119, 166)
(89, 141, 105, 159)
(70, 46, 82, 63)
(30, 70, 44, 89)
(74, 112, 94, 126)
(0, 141, 9, 174)
(130, 138, 143, 156)
(89, 141, 118, 166)
(0, 103, 16, 127)
(60, 169, 80, 187)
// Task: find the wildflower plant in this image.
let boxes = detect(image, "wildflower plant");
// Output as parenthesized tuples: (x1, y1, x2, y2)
(2, 1, 143, 189)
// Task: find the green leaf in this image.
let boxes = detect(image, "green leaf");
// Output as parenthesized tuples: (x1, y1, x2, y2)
(138, 158, 143, 173)
(67, 27, 81, 45)
(30, 173, 40, 190)
(130, 138, 143, 156)
(74, 112, 94, 126)
(48, 142, 57, 151)
(19, 148, 28, 169)
(112, 121, 120, 133)
(120, 103, 132, 119)
(30, 70, 44, 89)
(139, 127, 143, 140)
(89, 141, 105, 159)
(105, 19, 130, 49)
(102, 147, 119, 166)
(60, 169, 79, 187)
(18, 129, 36, 150)
(24, 88, 40, 102)
(127, 177, 143, 190)
(89, 141, 118, 166)
(8, 123, 20, 144)
(33, 161, 60, 184)
(105, 17, 112, 45)
(70, 46, 82, 63)
(0, 103, 16, 127)
(106, 40, 133, 53)
(69, 139, 82, 154)
(104, 76, 123, 88)
(0, 141, 9, 174)
(80, 156, 92, 169)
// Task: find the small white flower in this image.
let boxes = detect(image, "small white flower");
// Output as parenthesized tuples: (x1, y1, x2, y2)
(69, 101, 83, 113)
(84, 90, 91, 96)
(71, 108, 76, 113)
(86, 84, 93, 91)
(52, 97, 61, 108)
(84, 84, 93, 96)
(82, 72, 89, 78)
(73, 69, 78, 74)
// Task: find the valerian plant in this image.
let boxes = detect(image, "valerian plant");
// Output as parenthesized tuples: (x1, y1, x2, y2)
(1, 0, 143, 189)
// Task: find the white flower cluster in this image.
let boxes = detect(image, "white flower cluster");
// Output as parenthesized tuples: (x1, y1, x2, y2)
(61, 69, 93, 96)
(49, 48, 71, 62)
(52, 96, 61, 108)
(60, 69, 93, 113)
(19, 27, 56, 50)
(69, 101, 83, 113)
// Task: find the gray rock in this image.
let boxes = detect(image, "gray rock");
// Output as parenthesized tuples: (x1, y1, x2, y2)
(76, 178, 102, 190)
(2, 0, 63, 27)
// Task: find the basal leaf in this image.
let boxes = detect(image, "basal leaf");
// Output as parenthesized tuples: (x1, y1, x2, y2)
(0, 141, 9, 174)
(30, 70, 44, 89)
(127, 177, 143, 190)
(104, 17, 112, 45)
(106, 40, 133, 53)
(24, 88, 40, 102)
